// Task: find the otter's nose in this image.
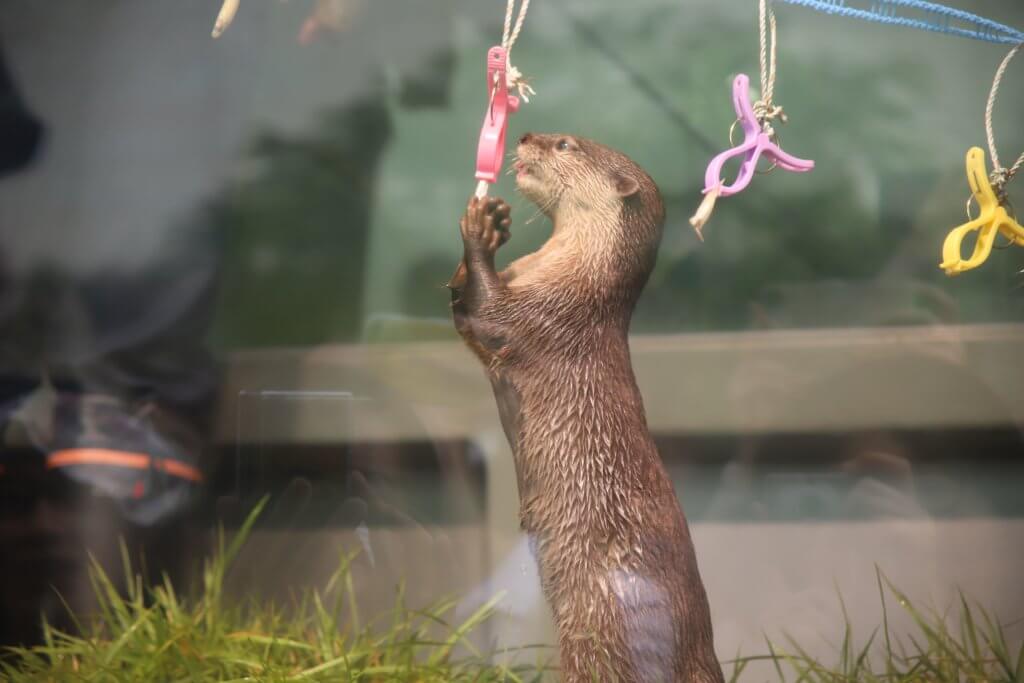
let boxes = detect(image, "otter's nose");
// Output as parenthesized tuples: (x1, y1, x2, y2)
(518, 133, 533, 145)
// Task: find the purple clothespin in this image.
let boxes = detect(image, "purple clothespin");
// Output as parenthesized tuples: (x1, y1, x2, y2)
(690, 73, 814, 238)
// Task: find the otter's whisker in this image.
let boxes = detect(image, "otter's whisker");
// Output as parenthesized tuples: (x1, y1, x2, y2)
(525, 189, 561, 225)
(512, 187, 542, 222)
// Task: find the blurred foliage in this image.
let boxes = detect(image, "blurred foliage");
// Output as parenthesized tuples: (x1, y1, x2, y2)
(727, 572, 1024, 683)
(211, 99, 392, 348)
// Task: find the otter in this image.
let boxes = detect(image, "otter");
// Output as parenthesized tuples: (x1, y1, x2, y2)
(449, 133, 724, 683)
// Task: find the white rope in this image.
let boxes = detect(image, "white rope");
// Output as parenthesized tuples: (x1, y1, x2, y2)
(753, 0, 786, 134)
(758, 0, 776, 109)
(503, 0, 529, 49)
(501, 0, 535, 102)
(985, 42, 1024, 197)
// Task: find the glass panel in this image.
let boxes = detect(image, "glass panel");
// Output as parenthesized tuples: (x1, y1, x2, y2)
(1, 0, 1022, 679)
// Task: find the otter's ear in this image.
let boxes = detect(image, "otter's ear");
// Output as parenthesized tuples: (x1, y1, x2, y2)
(612, 172, 640, 199)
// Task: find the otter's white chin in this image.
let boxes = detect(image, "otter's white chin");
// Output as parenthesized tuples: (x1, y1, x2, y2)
(515, 173, 549, 206)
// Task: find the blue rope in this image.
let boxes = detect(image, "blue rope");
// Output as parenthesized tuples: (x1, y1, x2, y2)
(776, 0, 1024, 45)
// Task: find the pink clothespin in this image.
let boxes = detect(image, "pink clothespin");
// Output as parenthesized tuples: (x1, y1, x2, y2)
(690, 74, 814, 237)
(475, 46, 520, 198)
(705, 74, 814, 195)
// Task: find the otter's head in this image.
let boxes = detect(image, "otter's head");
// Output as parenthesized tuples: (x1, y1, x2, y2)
(513, 133, 664, 232)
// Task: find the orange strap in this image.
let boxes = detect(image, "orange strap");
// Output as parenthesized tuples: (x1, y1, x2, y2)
(47, 448, 203, 483)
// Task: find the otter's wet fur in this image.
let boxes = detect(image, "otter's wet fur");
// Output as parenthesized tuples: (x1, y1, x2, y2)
(449, 133, 723, 683)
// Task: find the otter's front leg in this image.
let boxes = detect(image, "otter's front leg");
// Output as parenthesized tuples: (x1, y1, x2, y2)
(451, 197, 513, 359)
(460, 196, 510, 304)
(447, 196, 511, 291)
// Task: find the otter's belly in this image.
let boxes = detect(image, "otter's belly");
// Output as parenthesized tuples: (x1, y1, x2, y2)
(534, 540, 682, 683)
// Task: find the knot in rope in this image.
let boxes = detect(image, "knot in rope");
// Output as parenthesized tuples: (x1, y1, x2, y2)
(505, 64, 535, 102)
(752, 101, 787, 134)
(989, 167, 1014, 205)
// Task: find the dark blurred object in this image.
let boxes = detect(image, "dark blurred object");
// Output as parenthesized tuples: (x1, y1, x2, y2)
(398, 46, 456, 109)
(5, 390, 205, 525)
(211, 0, 456, 347)
(0, 42, 43, 176)
(0, 29, 215, 647)
(0, 443, 194, 647)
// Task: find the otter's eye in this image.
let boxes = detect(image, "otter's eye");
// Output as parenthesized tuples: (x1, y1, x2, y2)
(556, 139, 570, 151)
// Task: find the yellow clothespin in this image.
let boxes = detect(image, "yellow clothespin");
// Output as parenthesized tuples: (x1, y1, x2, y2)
(940, 147, 1024, 276)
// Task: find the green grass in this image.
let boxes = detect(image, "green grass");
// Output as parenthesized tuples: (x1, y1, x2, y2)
(0, 498, 553, 682)
(2, 501, 1020, 682)
(726, 571, 1024, 683)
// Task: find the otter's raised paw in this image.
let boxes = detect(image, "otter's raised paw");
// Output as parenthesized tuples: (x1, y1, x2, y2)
(461, 197, 511, 256)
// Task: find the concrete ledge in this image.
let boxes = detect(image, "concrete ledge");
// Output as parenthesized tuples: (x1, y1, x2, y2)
(216, 323, 1024, 444)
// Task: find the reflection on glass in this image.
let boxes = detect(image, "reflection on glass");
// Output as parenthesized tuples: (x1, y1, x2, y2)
(0, 1, 1021, 679)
